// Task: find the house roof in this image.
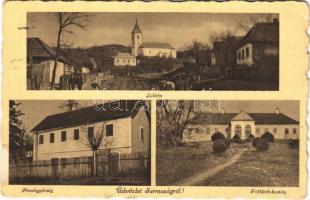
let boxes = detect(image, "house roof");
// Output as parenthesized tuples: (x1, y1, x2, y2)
(141, 42, 175, 49)
(189, 112, 299, 125)
(113, 52, 135, 59)
(27, 37, 68, 63)
(212, 37, 242, 51)
(231, 111, 254, 121)
(239, 21, 279, 45)
(31, 100, 150, 133)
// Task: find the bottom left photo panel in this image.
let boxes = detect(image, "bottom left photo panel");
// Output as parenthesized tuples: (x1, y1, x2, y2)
(8, 99, 151, 185)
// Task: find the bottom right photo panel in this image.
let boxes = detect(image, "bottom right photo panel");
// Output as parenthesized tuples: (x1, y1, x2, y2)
(156, 100, 299, 187)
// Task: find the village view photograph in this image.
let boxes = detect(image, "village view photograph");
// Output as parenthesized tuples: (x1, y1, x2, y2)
(156, 100, 299, 186)
(9, 100, 151, 185)
(27, 12, 279, 90)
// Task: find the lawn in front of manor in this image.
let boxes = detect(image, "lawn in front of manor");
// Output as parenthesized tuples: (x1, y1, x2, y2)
(202, 141, 299, 186)
(156, 141, 248, 186)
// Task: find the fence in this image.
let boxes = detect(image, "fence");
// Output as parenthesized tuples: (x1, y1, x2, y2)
(9, 151, 150, 183)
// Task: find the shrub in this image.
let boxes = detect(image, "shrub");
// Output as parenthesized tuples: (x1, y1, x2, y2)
(252, 138, 269, 151)
(211, 132, 226, 142)
(231, 134, 241, 143)
(288, 139, 299, 149)
(212, 139, 229, 153)
(261, 132, 275, 143)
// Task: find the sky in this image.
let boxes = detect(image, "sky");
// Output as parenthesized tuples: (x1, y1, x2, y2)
(27, 12, 277, 50)
(16, 100, 298, 134)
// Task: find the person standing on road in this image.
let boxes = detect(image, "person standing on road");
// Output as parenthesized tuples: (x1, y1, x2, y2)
(69, 74, 76, 90)
(76, 72, 83, 90)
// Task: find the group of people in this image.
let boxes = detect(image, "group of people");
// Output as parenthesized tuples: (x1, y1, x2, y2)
(59, 72, 84, 90)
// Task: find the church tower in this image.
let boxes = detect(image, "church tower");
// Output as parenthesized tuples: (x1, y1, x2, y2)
(131, 19, 143, 56)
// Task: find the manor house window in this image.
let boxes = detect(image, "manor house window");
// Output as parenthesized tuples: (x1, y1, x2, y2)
(235, 125, 241, 136)
(88, 127, 94, 138)
(245, 125, 251, 137)
(246, 47, 249, 58)
(293, 128, 297, 134)
(50, 133, 54, 143)
(140, 127, 144, 141)
(61, 131, 66, 142)
(285, 128, 289, 134)
(106, 124, 113, 137)
(39, 135, 44, 144)
(74, 129, 79, 140)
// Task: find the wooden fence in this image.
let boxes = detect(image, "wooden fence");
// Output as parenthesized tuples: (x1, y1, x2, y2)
(9, 151, 150, 183)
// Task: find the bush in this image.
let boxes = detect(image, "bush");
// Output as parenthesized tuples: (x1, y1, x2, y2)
(261, 132, 275, 143)
(211, 132, 226, 142)
(248, 134, 255, 139)
(252, 138, 269, 151)
(288, 139, 299, 149)
(230, 134, 241, 143)
(212, 139, 229, 153)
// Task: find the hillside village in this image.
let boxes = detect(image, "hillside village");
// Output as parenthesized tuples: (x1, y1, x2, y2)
(27, 18, 279, 90)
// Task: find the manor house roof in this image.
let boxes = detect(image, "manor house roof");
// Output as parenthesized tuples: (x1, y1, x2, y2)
(31, 100, 149, 133)
(189, 112, 299, 125)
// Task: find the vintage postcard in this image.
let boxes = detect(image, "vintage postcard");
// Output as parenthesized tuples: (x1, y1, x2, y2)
(1, 1, 308, 199)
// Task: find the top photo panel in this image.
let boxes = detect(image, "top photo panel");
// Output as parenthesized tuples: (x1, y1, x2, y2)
(27, 12, 279, 91)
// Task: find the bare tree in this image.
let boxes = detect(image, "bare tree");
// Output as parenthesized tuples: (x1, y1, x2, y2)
(50, 12, 89, 89)
(59, 100, 80, 111)
(157, 100, 194, 147)
(237, 14, 278, 32)
(209, 30, 235, 45)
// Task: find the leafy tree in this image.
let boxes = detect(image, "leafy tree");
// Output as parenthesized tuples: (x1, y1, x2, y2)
(9, 100, 25, 160)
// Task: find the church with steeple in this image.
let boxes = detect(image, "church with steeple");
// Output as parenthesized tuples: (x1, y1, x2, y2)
(131, 19, 177, 59)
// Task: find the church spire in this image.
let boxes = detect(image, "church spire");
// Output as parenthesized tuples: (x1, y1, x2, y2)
(132, 18, 142, 34)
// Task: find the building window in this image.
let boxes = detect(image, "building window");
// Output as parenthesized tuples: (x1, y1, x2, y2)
(106, 124, 113, 137)
(61, 131, 67, 142)
(235, 125, 241, 136)
(242, 49, 245, 59)
(245, 125, 251, 138)
(39, 135, 44, 144)
(74, 158, 80, 168)
(50, 133, 54, 143)
(206, 128, 210, 135)
(60, 158, 66, 169)
(293, 128, 297, 134)
(140, 127, 144, 141)
(246, 47, 249, 58)
(238, 52, 241, 61)
(88, 127, 94, 139)
(273, 128, 277, 134)
(74, 129, 79, 140)
(256, 128, 260, 135)
(285, 128, 289, 134)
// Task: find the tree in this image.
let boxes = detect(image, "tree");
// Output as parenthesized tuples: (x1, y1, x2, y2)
(237, 14, 278, 32)
(50, 12, 89, 89)
(9, 100, 25, 160)
(59, 100, 79, 111)
(157, 100, 194, 147)
(208, 30, 235, 44)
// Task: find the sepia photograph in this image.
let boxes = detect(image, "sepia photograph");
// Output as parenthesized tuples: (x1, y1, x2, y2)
(27, 12, 279, 91)
(9, 100, 151, 185)
(156, 100, 299, 186)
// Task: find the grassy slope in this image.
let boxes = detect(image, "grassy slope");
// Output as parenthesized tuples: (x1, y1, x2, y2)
(203, 142, 299, 186)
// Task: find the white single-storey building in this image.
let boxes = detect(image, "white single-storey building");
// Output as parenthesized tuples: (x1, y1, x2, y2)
(31, 100, 150, 161)
(113, 52, 137, 66)
(183, 107, 299, 142)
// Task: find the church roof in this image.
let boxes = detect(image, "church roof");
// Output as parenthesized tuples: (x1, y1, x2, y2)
(141, 42, 175, 49)
(132, 19, 142, 34)
(189, 112, 299, 125)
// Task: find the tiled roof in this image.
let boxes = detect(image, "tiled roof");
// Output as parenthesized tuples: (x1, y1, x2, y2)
(231, 111, 254, 121)
(31, 100, 150, 133)
(239, 21, 279, 45)
(141, 42, 175, 49)
(114, 52, 135, 59)
(27, 37, 68, 63)
(189, 112, 299, 125)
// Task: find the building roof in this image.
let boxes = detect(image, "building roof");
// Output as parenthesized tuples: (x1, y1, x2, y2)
(141, 42, 175, 49)
(27, 37, 67, 63)
(189, 112, 299, 125)
(231, 111, 254, 121)
(132, 19, 142, 34)
(212, 37, 242, 51)
(239, 20, 279, 46)
(31, 100, 150, 133)
(113, 52, 136, 59)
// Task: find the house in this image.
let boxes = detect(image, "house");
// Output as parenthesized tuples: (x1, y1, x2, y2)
(211, 36, 242, 67)
(27, 37, 68, 89)
(113, 52, 137, 66)
(131, 19, 177, 59)
(31, 100, 150, 161)
(236, 19, 279, 66)
(183, 107, 299, 142)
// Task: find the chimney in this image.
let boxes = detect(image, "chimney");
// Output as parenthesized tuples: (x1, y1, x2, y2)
(275, 107, 280, 115)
